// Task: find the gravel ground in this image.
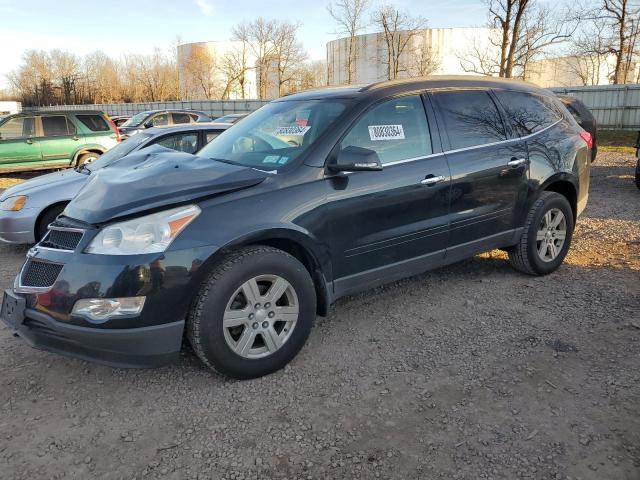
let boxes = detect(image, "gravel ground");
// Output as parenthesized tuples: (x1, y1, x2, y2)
(0, 152, 638, 480)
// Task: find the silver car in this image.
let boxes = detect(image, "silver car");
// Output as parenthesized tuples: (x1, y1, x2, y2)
(0, 123, 230, 244)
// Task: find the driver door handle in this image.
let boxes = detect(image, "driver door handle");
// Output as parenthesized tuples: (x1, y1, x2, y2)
(420, 175, 445, 186)
(508, 158, 527, 167)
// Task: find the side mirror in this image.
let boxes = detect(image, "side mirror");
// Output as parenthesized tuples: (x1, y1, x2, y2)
(329, 146, 383, 172)
(143, 121, 154, 128)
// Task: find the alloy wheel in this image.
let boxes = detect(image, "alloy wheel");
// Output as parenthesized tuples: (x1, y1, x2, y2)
(536, 208, 567, 262)
(223, 274, 299, 359)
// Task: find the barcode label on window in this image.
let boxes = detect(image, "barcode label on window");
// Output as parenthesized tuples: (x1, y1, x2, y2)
(368, 125, 405, 141)
(273, 126, 311, 136)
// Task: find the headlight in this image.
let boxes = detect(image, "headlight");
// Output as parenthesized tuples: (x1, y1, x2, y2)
(0, 195, 27, 211)
(86, 205, 200, 255)
(72, 296, 146, 321)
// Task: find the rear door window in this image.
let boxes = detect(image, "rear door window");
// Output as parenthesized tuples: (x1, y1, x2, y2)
(431, 90, 507, 150)
(493, 90, 562, 137)
(340, 95, 432, 165)
(76, 114, 110, 132)
(153, 133, 199, 154)
(0, 117, 35, 139)
(42, 115, 75, 137)
(172, 113, 192, 124)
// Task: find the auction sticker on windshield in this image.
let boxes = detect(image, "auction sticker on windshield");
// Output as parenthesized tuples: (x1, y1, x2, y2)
(274, 126, 311, 136)
(369, 125, 405, 141)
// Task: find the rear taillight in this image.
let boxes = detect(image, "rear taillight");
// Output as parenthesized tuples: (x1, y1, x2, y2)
(105, 114, 121, 143)
(580, 131, 593, 150)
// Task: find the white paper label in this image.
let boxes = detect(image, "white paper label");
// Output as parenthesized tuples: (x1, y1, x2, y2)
(368, 124, 405, 141)
(273, 126, 311, 136)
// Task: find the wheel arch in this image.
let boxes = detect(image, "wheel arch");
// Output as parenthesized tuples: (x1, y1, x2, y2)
(34, 200, 70, 239)
(71, 146, 106, 166)
(539, 174, 578, 221)
(191, 229, 333, 317)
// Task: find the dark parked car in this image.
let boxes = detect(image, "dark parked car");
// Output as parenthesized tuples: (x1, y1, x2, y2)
(118, 110, 212, 138)
(1, 76, 591, 379)
(558, 95, 597, 162)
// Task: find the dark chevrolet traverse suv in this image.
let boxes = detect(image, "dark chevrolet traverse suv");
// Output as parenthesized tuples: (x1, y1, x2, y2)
(1, 77, 591, 379)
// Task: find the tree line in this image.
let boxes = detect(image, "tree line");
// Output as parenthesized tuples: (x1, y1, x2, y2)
(4, 0, 640, 106)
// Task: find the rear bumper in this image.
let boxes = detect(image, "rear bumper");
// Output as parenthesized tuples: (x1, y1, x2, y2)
(0, 208, 37, 244)
(2, 294, 184, 368)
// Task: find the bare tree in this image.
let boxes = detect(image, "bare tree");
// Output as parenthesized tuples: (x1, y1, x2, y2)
(272, 21, 308, 96)
(407, 40, 440, 77)
(567, 18, 611, 85)
(233, 18, 278, 99)
(219, 41, 252, 99)
(458, 36, 502, 76)
(327, 0, 370, 84)
(597, 0, 640, 83)
(460, 0, 577, 79)
(371, 4, 427, 80)
(183, 45, 219, 99)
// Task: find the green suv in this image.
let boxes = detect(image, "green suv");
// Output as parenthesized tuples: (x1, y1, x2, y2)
(0, 111, 119, 173)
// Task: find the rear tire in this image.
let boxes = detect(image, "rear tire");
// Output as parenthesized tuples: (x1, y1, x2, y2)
(187, 246, 316, 379)
(507, 192, 574, 276)
(36, 203, 67, 242)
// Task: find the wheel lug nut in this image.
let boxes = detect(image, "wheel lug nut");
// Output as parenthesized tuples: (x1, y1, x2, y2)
(255, 303, 261, 309)
(262, 321, 269, 329)
(268, 311, 275, 318)
(252, 322, 259, 329)
(264, 302, 271, 308)
(248, 313, 254, 319)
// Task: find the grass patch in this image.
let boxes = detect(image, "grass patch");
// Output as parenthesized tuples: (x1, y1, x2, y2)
(599, 129, 637, 148)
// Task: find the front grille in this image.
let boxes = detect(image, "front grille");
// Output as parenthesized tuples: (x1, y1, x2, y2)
(21, 260, 63, 288)
(40, 229, 83, 251)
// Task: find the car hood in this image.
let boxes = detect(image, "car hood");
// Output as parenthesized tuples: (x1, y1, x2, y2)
(0, 169, 86, 202)
(64, 147, 269, 224)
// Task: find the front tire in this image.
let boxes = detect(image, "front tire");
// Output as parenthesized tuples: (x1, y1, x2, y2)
(76, 152, 99, 167)
(36, 203, 67, 241)
(187, 246, 316, 379)
(508, 192, 574, 275)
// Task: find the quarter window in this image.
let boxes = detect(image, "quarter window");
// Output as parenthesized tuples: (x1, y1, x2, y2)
(493, 90, 562, 137)
(76, 114, 110, 132)
(340, 95, 432, 165)
(42, 116, 75, 137)
(432, 90, 507, 150)
(172, 113, 191, 124)
(0, 117, 35, 139)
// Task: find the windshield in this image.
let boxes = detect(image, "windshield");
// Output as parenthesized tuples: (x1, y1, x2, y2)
(197, 100, 348, 170)
(121, 112, 149, 127)
(87, 133, 152, 171)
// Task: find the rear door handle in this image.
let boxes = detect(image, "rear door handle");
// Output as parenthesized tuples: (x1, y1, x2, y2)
(508, 158, 527, 167)
(420, 175, 445, 186)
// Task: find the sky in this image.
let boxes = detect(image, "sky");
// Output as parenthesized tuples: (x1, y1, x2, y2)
(0, 0, 488, 88)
